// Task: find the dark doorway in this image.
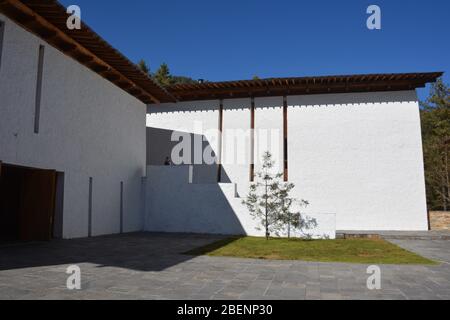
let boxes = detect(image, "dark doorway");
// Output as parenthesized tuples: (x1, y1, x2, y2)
(0, 162, 59, 242)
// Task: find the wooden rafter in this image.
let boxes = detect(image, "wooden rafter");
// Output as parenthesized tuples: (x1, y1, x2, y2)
(0, 0, 178, 104)
(166, 72, 443, 103)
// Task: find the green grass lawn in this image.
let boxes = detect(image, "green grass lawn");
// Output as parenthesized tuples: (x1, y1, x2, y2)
(186, 237, 437, 265)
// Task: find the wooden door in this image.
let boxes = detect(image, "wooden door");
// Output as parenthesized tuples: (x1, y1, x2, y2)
(18, 169, 56, 241)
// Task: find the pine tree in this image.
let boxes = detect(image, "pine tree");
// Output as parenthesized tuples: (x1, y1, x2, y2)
(137, 59, 150, 75)
(242, 151, 311, 239)
(420, 78, 450, 210)
(276, 182, 310, 238)
(153, 63, 172, 87)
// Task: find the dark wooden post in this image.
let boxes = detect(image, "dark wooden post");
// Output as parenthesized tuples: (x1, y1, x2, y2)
(217, 100, 224, 182)
(250, 97, 255, 182)
(283, 96, 288, 182)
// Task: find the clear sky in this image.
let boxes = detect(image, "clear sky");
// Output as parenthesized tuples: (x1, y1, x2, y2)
(59, 0, 449, 101)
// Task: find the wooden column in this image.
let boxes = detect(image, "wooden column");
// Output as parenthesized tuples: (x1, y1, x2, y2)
(250, 97, 255, 182)
(217, 100, 224, 182)
(283, 96, 288, 182)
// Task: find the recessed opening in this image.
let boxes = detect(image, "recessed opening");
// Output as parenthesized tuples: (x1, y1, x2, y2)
(0, 162, 63, 243)
(34, 45, 45, 134)
(0, 20, 5, 71)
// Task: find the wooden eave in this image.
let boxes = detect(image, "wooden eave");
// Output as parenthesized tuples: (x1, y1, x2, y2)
(0, 0, 177, 104)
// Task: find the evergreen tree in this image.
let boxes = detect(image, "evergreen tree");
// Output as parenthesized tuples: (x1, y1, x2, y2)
(137, 59, 150, 75)
(243, 151, 311, 239)
(171, 75, 199, 85)
(420, 78, 450, 210)
(276, 182, 310, 238)
(153, 63, 172, 87)
(138, 62, 201, 86)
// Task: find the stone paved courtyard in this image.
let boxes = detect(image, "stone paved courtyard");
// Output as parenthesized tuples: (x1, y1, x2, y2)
(0, 233, 449, 300)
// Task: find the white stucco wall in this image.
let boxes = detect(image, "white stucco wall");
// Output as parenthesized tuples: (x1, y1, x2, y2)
(146, 91, 428, 232)
(222, 98, 251, 195)
(147, 100, 220, 183)
(255, 97, 284, 174)
(145, 166, 335, 238)
(147, 100, 220, 151)
(0, 14, 146, 238)
(287, 91, 428, 231)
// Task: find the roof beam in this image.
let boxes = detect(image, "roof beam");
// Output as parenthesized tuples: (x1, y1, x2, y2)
(0, 0, 162, 104)
(166, 75, 442, 102)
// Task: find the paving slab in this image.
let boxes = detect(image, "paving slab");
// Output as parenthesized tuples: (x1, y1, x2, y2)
(0, 232, 449, 300)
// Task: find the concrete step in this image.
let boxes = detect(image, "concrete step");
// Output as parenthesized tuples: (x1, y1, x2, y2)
(337, 230, 450, 241)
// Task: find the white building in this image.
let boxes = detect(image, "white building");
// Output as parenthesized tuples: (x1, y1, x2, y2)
(0, 1, 176, 241)
(146, 90, 438, 238)
(0, 1, 443, 241)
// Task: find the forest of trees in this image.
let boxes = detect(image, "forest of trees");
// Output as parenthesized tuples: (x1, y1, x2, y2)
(136, 59, 199, 87)
(420, 78, 450, 211)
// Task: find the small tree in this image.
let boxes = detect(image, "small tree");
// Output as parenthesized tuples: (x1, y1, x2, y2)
(171, 75, 199, 85)
(421, 78, 450, 210)
(153, 63, 172, 87)
(137, 59, 150, 75)
(243, 151, 310, 240)
(276, 182, 309, 238)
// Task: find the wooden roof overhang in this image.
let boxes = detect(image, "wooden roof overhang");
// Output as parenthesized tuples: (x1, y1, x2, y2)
(166, 72, 443, 103)
(0, 0, 177, 104)
(0, 2, 442, 106)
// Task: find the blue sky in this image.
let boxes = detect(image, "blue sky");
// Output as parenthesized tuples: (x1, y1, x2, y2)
(60, 0, 449, 100)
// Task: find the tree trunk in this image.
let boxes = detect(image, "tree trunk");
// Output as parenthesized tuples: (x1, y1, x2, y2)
(286, 199, 290, 239)
(265, 180, 269, 240)
(444, 186, 448, 211)
(445, 145, 449, 209)
(443, 166, 447, 211)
